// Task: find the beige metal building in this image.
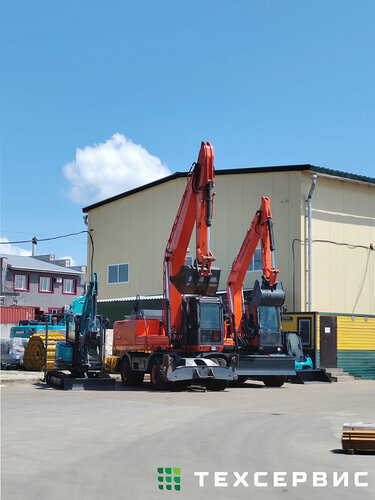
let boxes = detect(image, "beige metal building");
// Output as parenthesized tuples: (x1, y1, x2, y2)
(83, 164, 375, 317)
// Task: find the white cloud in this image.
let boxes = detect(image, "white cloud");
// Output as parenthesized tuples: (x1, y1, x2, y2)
(0, 238, 32, 256)
(63, 133, 171, 204)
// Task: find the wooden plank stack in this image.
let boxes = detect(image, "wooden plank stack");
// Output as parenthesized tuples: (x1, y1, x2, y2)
(342, 422, 375, 454)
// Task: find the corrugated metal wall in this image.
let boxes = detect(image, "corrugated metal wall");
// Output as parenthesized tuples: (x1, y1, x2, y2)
(337, 315, 375, 350)
(337, 351, 375, 379)
(0, 306, 36, 324)
(336, 315, 375, 379)
(87, 170, 375, 315)
(317, 314, 375, 379)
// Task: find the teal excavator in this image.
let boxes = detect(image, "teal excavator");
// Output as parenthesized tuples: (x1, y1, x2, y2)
(46, 273, 115, 389)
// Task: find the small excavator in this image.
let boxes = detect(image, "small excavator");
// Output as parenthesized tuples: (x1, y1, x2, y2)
(283, 330, 331, 383)
(226, 196, 330, 385)
(112, 142, 237, 390)
(46, 273, 115, 389)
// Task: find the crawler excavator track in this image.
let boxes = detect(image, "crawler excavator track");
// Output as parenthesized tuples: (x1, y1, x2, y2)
(23, 333, 66, 371)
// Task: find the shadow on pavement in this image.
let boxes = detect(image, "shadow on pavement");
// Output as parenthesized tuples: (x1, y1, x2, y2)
(331, 448, 375, 455)
(32, 379, 286, 393)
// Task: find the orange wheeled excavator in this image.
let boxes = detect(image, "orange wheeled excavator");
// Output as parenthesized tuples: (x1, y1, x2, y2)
(112, 142, 237, 390)
(226, 196, 296, 387)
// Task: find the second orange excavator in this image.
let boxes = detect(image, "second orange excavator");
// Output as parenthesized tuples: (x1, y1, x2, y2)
(226, 196, 296, 386)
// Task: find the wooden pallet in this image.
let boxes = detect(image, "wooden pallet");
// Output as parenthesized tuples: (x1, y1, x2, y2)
(342, 423, 375, 454)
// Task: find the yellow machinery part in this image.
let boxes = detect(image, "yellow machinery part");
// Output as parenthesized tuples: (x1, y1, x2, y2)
(104, 356, 120, 374)
(23, 333, 66, 371)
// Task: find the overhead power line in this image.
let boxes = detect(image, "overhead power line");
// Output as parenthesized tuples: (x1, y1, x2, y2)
(0, 230, 94, 273)
(0, 230, 88, 245)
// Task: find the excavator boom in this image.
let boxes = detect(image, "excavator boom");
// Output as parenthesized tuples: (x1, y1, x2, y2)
(226, 196, 285, 337)
(164, 142, 220, 335)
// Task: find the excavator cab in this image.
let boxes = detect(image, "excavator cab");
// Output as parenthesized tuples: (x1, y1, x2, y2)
(182, 296, 224, 347)
(256, 305, 283, 353)
(241, 301, 284, 353)
(239, 278, 285, 353)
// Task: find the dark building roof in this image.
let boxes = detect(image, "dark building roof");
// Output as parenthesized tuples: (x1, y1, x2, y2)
(0, 254, 84, 275)
(83, 164, 375, 213)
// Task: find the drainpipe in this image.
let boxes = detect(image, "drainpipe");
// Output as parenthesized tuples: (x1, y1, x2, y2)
(307, 175, 317, 312)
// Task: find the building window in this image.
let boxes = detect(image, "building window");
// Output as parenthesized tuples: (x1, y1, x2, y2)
(298, 318, 312, 346)
(185, 255, 194, 266)
(247, 248, 262, 272)
(63, 278, 77, 295)
(108, 263, 129, 284)
(39, 276, 54, 293)
(13, 274, 29, 291)
(48, 308, 64, 314)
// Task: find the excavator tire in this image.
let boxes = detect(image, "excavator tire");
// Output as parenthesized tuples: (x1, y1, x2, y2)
(230, 375, 248, 387)
(262, 376, 285, 387)
(206, 379, 228, 391)
(23, 333, 66, 371)
(120, 357, 144, 386)
(205, 357, 229, 391)
(150, 360, 169, 391)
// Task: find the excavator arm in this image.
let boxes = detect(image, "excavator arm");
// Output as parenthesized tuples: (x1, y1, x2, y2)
(163, 142, 220, 336)
(79, 272, 99, 337)
(226, 196, 285, 341)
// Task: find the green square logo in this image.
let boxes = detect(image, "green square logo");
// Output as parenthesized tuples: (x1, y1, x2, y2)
(157, 467, 181, 491)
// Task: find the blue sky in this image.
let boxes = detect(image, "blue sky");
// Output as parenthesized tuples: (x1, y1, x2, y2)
(1, 0, 374, 266)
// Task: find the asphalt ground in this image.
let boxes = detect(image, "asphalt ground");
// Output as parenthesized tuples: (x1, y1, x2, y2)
(1, 379, 374, 500)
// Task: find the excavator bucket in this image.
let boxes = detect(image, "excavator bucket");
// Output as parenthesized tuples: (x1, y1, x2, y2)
(249, 278, 285, 307)
(291, 369, 331, 384)
(170, 265, 221, 296)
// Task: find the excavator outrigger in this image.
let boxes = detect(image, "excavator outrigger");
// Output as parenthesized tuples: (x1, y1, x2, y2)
(226, 196, 296, 387)
(112, 142, 237, 390)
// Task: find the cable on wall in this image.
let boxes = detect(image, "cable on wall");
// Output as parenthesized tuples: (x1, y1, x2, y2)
(291, 239, 373, 312)
(351, 248, 372, 314)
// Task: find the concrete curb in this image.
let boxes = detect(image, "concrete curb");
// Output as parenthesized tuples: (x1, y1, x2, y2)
(1, 374, 44, 385)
